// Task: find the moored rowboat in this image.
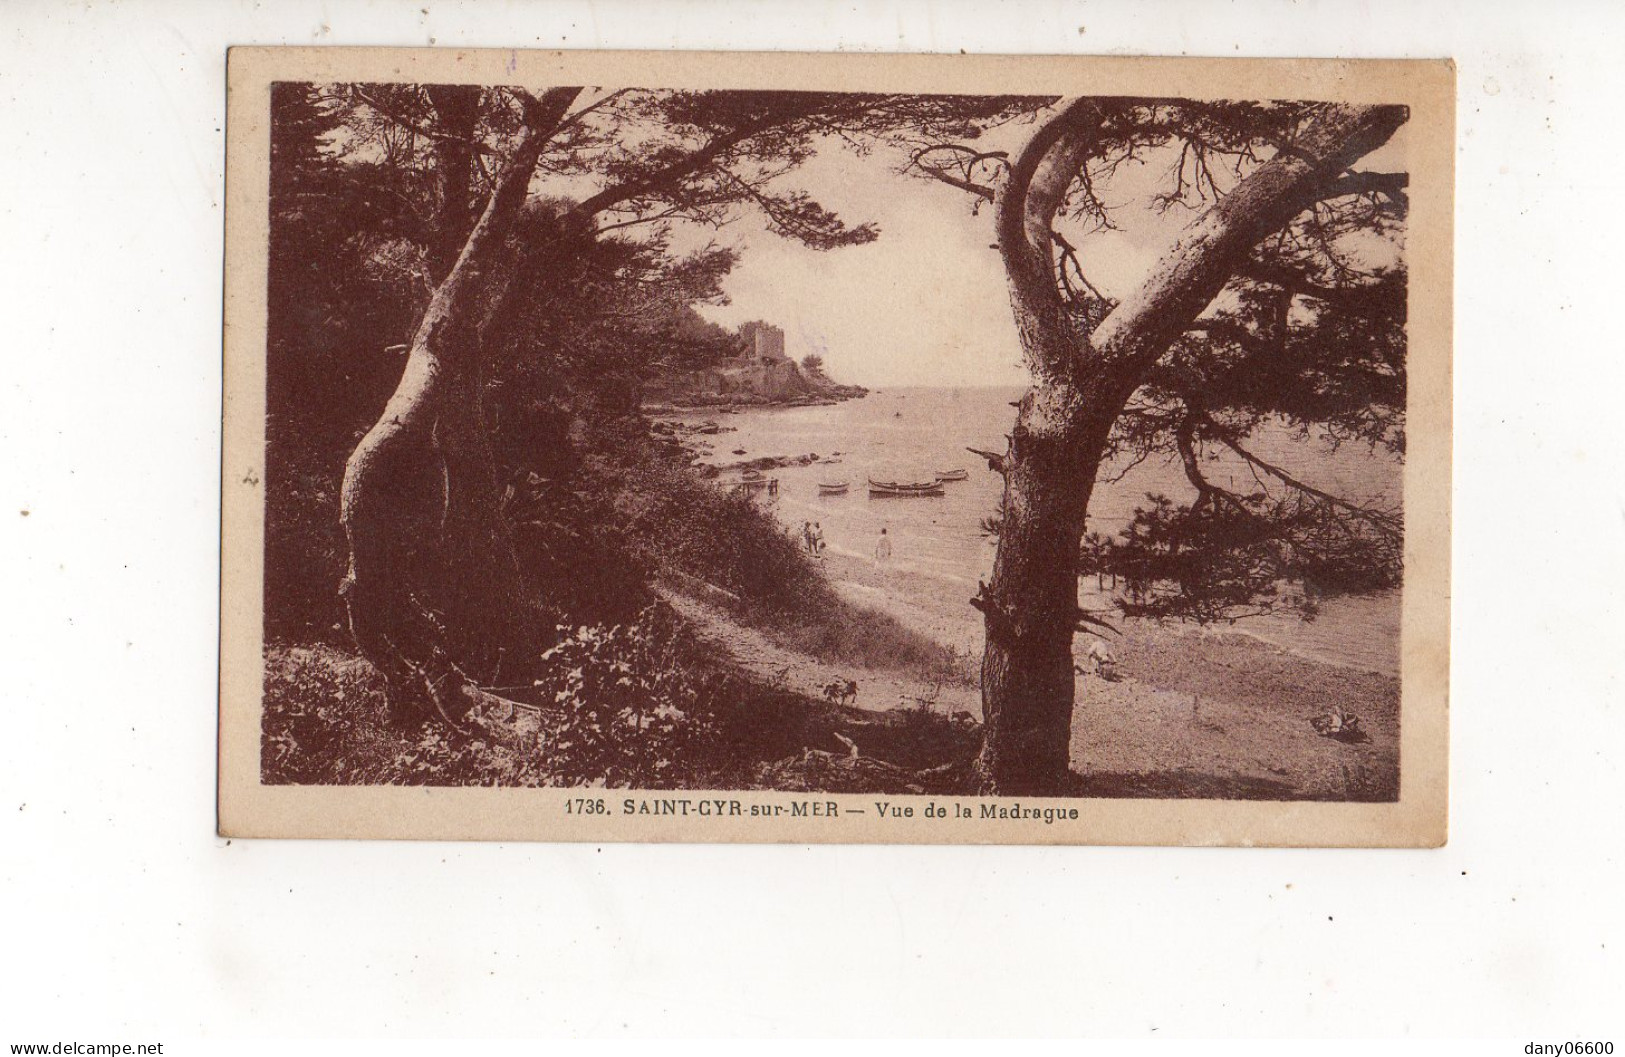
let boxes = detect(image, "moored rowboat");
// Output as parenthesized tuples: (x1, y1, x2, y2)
(934, 468, 969, 482)
(817, 482, 850, 495)
(870, 484, 945, 498)
(868, 477, 945, 498)
(868, 476, 937, 489)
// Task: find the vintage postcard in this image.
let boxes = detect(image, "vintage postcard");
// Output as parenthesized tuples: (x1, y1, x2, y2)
(220, 46, 1452, 845)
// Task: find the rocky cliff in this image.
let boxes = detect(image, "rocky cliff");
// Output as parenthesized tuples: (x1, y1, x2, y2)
(643, 356, 866, 411)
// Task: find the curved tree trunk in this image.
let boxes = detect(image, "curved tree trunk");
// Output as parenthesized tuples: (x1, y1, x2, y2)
(339, 87, 580, 725)
(423, 85, 482, 279)
(972, 101, 1113, 794)
(422, 84, 541, 680)
(429, 357, 545, 677)
(976, 100, 1408, 794)
(976, 382, 1119, 793)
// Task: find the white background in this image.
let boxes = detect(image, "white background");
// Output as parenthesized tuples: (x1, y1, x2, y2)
(2, 0, 1621, 1041)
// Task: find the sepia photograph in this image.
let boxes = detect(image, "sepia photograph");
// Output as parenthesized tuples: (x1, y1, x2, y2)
(219, 47, 1452, 844)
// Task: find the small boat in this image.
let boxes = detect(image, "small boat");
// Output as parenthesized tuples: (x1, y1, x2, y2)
(868, 477, 945, 498)
(740, 469, 764, 481)
(817, 482, 850, 495)
(934, 469, 969, 482)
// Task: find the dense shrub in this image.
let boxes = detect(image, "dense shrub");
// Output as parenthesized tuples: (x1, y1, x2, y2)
(264, 609, 748, 788)
(262, 622, 977, 791)
(530, 608, 736, 787)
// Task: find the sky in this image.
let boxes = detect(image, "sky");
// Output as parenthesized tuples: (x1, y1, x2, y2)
(690, 127, 1173, 389)
(694, 143, 1035, 388)
(680, 112, 1408, 389)
(501, 93, 1408, 390)
(332, 87, 1406, 389)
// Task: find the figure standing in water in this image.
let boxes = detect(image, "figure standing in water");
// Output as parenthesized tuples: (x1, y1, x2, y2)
(874, 526, 892, 562)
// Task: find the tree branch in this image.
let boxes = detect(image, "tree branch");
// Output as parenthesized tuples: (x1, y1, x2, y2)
(993, 98, 1109, 377)
(1322, 169, 1409, 210)
(570, 100, 835, 222)
(967, 446, 1009, 474)
(997, 99, 1102, 303)
(1088, 103, 1409, 392)
(1215, 432, 1401, 535)
(553, 88, 636, 135)
(1051, 230, 1109, 305)
(352, 86, 497, 155)
(907, 143, 1005, 202)
(1236, 257, 1386, 305)
(1175, 419, 1254, 518)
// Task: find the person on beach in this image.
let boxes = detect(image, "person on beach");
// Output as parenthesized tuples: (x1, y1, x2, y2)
(1078, 638, 1118, 680)
(811, 522, 825, 555)
(874, 526, 892, 562)
(801, 521, 815, 554)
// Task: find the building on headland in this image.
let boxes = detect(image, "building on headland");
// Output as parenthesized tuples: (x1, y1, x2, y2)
(644, 318, 866, 409)
(736, 321, 788, 365)
(707, 320, 798, 398)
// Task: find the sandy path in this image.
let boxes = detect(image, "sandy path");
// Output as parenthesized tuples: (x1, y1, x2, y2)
(660, 587, 981, 718)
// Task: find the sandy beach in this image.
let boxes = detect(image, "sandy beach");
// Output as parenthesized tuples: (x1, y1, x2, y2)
(674, 549, 1400, 801)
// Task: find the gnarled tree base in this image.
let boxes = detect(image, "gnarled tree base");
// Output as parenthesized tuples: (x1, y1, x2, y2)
(339, 571, 482, 731)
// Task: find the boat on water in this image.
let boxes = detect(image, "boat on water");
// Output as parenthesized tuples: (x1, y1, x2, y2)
(817, 482, 850, 495)
(934, 468, 969, 482)
(868, 477, 946, 498)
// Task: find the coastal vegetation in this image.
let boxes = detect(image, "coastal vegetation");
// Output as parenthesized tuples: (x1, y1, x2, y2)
(265, 82, 992, 787)
(264, 83, 1406, 797)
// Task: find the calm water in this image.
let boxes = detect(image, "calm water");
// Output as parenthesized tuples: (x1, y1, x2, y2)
(679, 387, 1402, 676)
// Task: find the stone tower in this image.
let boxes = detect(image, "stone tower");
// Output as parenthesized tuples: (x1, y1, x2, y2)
(739, 321, 788, 364)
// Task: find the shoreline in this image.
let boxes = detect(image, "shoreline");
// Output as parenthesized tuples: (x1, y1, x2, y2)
(647, 391, 1401, 799)
(643, 385, 869, 417)
(802, 550, 1400, 800)
(668, 390, 1400, 679)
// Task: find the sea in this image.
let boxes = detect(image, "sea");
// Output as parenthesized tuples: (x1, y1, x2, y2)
(678, 386, 1402, 677)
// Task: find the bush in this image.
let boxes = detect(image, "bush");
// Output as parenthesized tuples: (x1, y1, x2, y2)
(263, 610, 750, 789)
(530, 607, 736, 787)
(262, 611, 979, 792)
